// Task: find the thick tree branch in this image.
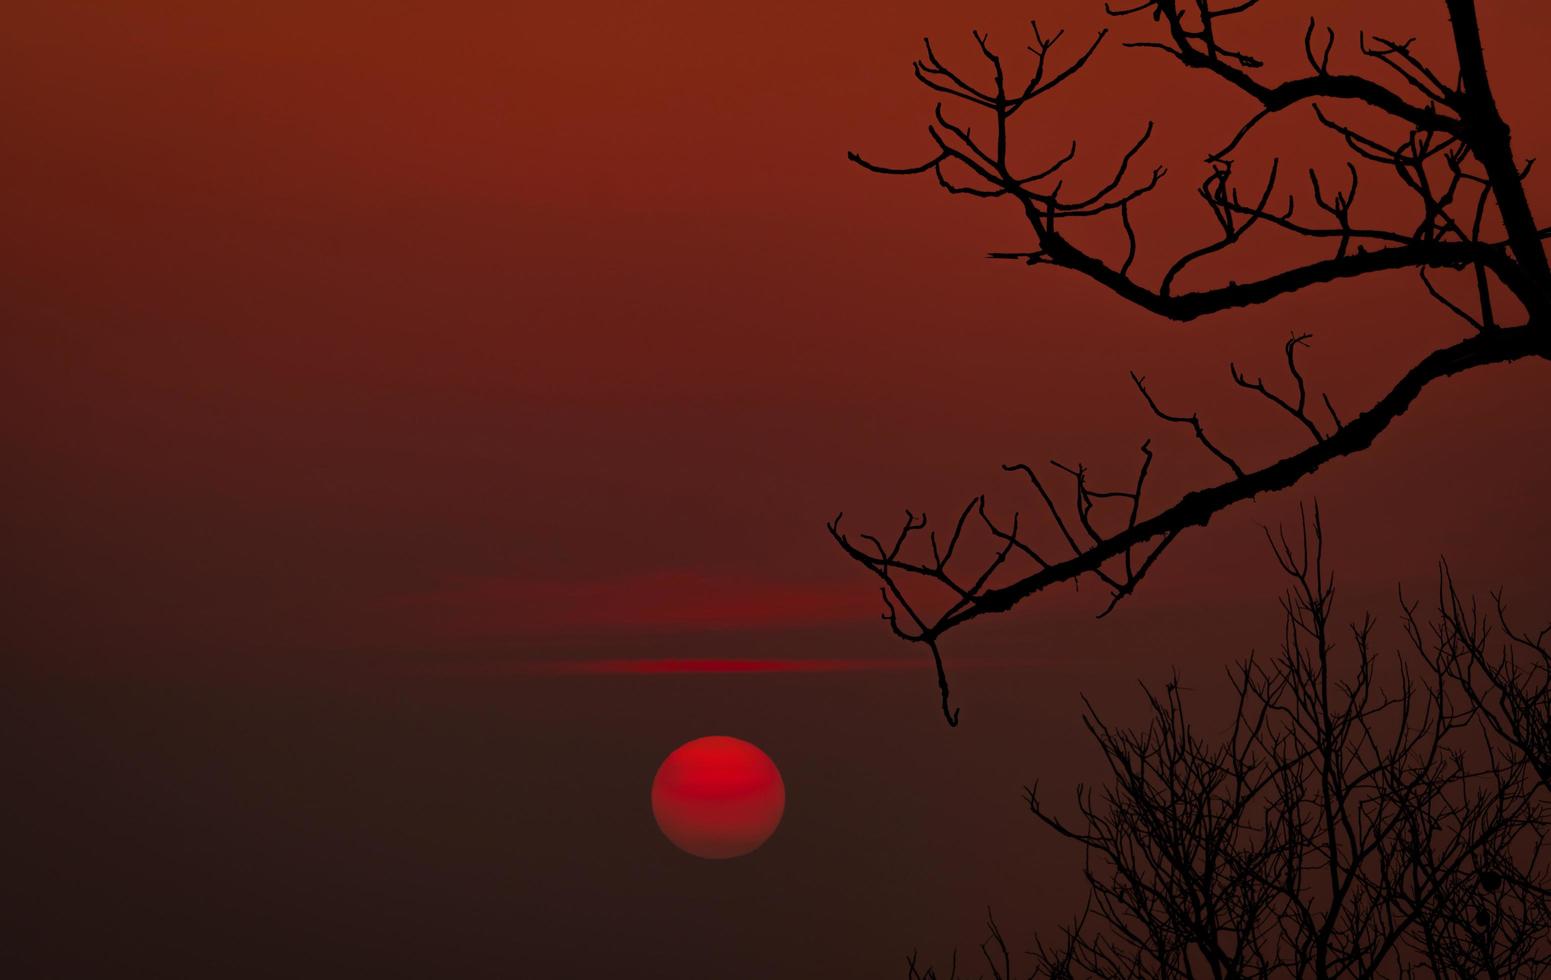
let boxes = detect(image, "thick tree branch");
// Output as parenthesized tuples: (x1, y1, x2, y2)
(1026, 228, 1519, 322)
(946, 324, 1548, 630)
(831, 324, 1550, 655)
(1149, 36, 1456, 136)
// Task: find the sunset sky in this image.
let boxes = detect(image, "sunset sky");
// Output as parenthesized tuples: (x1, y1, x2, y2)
(7, 1, 1551, 976)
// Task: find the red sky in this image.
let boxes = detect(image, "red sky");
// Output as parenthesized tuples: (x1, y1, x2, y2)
(6, 1, 1551, 976)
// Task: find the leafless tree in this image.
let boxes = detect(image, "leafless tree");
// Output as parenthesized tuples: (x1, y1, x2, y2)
(833, 0, 1551, 724)
(905, 511, 1551, 978)
(1422, 566, 1551, 797)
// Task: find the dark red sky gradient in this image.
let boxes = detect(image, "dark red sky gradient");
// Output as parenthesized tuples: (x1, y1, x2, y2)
(6, 1, 1551, 976)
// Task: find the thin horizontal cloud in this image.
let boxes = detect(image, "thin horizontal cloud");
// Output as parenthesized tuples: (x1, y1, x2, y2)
(437, 653, 1031, 677)
(397, 569, 879, 636)
(526, 656, 921, 675)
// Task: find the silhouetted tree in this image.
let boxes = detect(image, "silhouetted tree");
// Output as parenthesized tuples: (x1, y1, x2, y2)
(905, 511, 1551, 978)
(1424, 567, 1551, 797)
(833, 0, 1551, 724)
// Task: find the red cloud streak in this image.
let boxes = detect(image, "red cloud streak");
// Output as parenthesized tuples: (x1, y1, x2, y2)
(527, 656, 923, 675)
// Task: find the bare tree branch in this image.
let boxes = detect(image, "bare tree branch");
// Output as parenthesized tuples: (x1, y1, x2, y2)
(840, 2, 1551, 723)
(907, 523, 1551, 977)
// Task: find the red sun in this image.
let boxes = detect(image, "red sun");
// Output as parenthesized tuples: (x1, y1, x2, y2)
(651, 735, 785, 859)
